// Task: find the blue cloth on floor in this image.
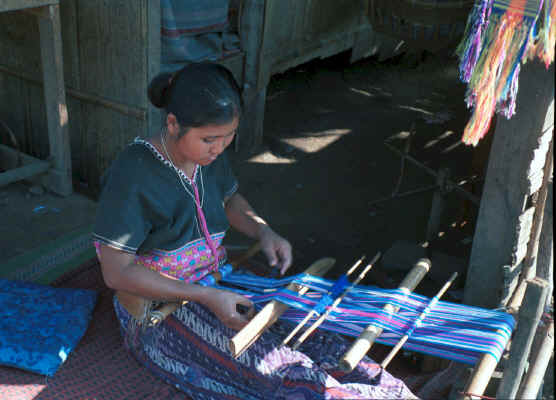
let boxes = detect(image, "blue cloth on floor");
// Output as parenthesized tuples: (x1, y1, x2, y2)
(0, 279, 97, 376)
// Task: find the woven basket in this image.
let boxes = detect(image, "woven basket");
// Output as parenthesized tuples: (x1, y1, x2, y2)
(368, 0, 474, 51)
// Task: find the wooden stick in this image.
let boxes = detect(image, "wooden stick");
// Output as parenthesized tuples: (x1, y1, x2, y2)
(496, 277, 550, 399)
(230, 257, 336, 358)
(290, 252, 381, 350)
(517, 319, 554, 399)
(380, 272, 458, 370)
(339, 258, 431, 372)
(281, 255, 366, 346)
(459, 279, 549, 400)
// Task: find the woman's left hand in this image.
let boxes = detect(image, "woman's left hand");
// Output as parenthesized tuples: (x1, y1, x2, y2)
(259, 226, 292, 275)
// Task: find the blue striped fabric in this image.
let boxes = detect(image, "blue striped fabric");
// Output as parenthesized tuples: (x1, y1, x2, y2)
(217, 272, 515, 365)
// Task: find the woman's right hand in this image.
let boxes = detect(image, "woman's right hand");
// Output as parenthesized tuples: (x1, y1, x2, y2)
(202, 288, 255, 331)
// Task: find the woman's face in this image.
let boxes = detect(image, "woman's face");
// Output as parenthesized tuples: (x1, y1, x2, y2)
(171, 116, 238, 167)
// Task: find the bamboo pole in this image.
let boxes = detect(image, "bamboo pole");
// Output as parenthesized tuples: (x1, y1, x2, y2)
(230, 257, 336, 358)
(497, 277, 550, 399)
(339, 257, 431, 372)
(517, 319, 554, 399)
(380, 272, 458, 370)
(281, 255, 366, 347)
(290, 253, 381, 350)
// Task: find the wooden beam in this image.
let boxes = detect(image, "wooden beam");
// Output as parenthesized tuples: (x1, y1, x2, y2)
(0, 160, 50, 187)
(0, 144, 50, 186)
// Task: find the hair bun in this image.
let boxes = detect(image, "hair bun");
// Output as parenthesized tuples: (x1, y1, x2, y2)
(148, 72, 173, 108)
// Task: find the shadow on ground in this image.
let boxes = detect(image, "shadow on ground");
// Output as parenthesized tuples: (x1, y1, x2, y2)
(225, 51, 491, 297)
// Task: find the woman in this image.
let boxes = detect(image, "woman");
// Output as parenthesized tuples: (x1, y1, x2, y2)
(93, 63, 416, 399)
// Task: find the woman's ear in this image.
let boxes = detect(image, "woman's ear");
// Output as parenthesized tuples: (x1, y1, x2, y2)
(166, 113, 180, 137)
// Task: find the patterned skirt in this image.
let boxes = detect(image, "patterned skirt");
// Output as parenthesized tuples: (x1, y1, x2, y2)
(114, 297, 417, 400)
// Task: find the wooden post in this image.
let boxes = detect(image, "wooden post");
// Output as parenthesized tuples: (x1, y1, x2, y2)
(496, 277, 550, 399)
(38, 4, 72, 196)
(338, 258, 431, 372)
(463, 61, 554, 309)
(237, 0, 267, 152)
(517, 319, 554, 399)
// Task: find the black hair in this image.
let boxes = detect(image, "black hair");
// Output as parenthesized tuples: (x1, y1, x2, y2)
(148, 63, 243, 137)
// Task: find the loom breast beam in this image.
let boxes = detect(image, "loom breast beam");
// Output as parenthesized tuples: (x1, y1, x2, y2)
(290, 252, 381, 351)
(149, 241, 262, 326)
(339, 258, 431, 372)
(379, 272, 458, 370)
(230, 257, 336, 358)
(281, 255, 367, 347)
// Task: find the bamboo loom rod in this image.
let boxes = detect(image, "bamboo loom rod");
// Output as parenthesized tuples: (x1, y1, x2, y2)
(230, 257, 336, 358)
(517, 318, 554, 399)
(338, 257, 431, 372)
(290, 252, 381, 351)
(281, 255, 367, 347)
(149, 242, 263, 325)
(379, 272, 458, 370)
(460, 279, 549, 400)
(496, 277, 550, 399)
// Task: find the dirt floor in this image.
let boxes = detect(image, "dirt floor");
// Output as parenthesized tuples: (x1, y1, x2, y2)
(226, 50, 483, 295)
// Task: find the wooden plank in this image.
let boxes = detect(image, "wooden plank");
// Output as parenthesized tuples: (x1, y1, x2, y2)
(79, 101, 144, 192)
(0, 159, 50, 186)
(507, 137, 554, 312)
(536, 180, 553, 290)
(527, 124, 554, 195)
(58, 0, 81, 89)
(38, 4, 72, 195)
(0, 0, 57, 13)
(0, 72, 28, 154)
(513, 206, 536, 268)
(0, 10, 42, 77)
(77, 0, 147, 107)
(146, 0, 162, 137)
(0, 144, 50, 186)
(463, 61, 555, 309)
(497, 277, 550, 399)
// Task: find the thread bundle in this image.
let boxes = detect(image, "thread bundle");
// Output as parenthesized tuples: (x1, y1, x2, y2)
(456, 0, 555, 146)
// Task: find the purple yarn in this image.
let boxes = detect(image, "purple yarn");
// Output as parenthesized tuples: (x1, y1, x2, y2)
(460, 0, 495, 82)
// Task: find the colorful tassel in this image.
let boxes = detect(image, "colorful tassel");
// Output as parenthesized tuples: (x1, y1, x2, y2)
(457, 0, 555, 146)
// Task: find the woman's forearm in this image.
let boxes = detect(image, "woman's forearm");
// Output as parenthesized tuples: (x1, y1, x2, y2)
(99, 244, 214, 303)
(224, 192, 271, 239)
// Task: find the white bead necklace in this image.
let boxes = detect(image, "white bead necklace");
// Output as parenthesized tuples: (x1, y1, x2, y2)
(160, 131, 205, 236)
